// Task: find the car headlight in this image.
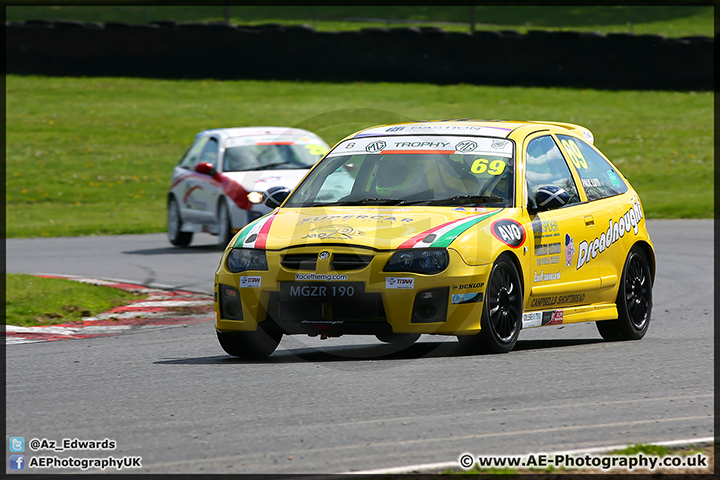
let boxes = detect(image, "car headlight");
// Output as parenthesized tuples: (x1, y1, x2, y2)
(384, 249, 449, 274)
(226, 249, 268, 273)
(247, 191, 264, 204)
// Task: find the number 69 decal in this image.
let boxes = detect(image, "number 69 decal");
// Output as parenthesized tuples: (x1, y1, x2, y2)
(471, 158, 506, 175)
(560, 139, 588, 170)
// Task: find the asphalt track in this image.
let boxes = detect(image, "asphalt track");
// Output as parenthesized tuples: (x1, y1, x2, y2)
(5, 219, 714, 474)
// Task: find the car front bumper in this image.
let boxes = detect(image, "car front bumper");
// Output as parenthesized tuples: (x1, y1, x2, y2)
(214, 247, 491, 336)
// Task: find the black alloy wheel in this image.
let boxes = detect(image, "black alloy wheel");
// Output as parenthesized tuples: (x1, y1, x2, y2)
(597, 245, 652, 341)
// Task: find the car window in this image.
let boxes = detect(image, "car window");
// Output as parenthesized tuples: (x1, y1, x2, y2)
(178, 136, 210, 169)
(222, 136, 328, 172)
(525, 135, 581, 206)
(556, 135, 628, 201)
(198, 137, 219, 167)
(283, 135, 515, 208)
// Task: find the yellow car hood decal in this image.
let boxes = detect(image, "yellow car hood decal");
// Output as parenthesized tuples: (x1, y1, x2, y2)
(233, 206, 502, 250)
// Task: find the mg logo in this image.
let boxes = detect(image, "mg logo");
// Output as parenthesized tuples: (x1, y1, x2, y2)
(365, 141, 386, 153)
(318, 251, 330, 260)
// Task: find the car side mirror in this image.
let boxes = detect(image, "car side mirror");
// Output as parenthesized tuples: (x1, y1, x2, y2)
(533, 185, 570, 212)
(195, 162, 215, 176)
(263, 186, 291, 209)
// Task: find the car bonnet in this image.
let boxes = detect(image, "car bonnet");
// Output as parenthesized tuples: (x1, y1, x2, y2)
(231, 206, 503, 251)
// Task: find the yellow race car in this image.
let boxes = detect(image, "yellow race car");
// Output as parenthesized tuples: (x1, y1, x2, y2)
(214, 120, 655, 358)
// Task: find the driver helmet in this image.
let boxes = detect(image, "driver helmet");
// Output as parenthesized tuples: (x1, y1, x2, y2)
(375, 157, 425, 197)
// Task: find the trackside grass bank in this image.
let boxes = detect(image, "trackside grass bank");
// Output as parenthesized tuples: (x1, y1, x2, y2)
(5, 274, 143, 327)
(6, 75, 713, 238)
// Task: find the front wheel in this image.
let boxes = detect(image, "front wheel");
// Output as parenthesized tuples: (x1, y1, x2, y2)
(167, 198, 193, 247)
(217, 325, 282, 360)
(457, 255, 523, 354)
(597, 245, 652, 341)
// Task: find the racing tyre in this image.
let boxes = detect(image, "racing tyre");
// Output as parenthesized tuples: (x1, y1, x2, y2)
(217, 200, 233, 247)
(167, 198, 193, 247)
(217, 325, 282, 360)
(458, 255, 522, 354)
(597, 246, 652, 341)
(376, 333, 421, 347)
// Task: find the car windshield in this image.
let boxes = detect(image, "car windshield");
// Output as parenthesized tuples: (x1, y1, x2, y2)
(223, 135, 328, 172)
(284, 135, 515, 207)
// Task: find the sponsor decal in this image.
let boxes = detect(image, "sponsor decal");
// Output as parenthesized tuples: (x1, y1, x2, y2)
(297, 214, 413, 225)
(386, 277, 414, 289)
(295, 273, 349, 282)
(345, 142, 355, 149)
(534, 270, 561, 282)
(522, 309, 564, 328)
(452, 292, 483, 305)
(534, 242, 561, 256)
(366, 140, 386, 153)
(452, 282, 484, 290)
(302, 224, 366, 240)
(399, 211, 500, 249)
(530, 293, 585, 308)
(491, 140, 509, 149)
(608, 170, 621, 187)
(239, 276, 262, 288)
(491, 219, 526, 248)
(537, 255, 560, 266)
(565, 234, 575, 267)
(385, 126, 406, 132)
(547, 310, 564, 325)
(531, 218, 560, 239)
(393, 141, 450, 149)
(576, 197, 643, 270)
(522, 312, 543, 328)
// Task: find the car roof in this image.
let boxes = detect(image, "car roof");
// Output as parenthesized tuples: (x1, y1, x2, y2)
(348, 119, 595, 144)
(195, 126, 324, 141)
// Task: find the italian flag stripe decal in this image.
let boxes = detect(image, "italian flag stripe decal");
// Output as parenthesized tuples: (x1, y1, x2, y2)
(233, 212, 276, 249)
(398, 211, 500, 249)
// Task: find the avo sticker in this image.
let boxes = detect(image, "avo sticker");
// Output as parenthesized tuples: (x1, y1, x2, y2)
(491, 219, 526, 248)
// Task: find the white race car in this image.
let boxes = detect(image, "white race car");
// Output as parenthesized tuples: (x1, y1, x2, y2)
(167, 127, 329, 246)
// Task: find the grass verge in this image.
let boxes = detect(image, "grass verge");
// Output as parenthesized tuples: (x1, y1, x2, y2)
(6, 75, 713, 238)
(5, 274, 144, 327)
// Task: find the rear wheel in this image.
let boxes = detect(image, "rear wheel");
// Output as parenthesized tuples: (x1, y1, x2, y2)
(597, 245, 652, 341)
(457, 255, 522, 354)
(167, 198, 193, 246)
(217, 324, 282, 360)
(217, 200, 233, 247)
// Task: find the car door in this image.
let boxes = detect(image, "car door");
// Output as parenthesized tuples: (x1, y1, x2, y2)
(172, 135, 210, 223)
(522, 134, 603, 312)
(192, 136, 223, 224)
(555, 134, 633, 306)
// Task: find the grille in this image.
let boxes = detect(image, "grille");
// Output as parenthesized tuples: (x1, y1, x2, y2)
(330, 253, 373, 271)
(280, 253, 317, 270)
